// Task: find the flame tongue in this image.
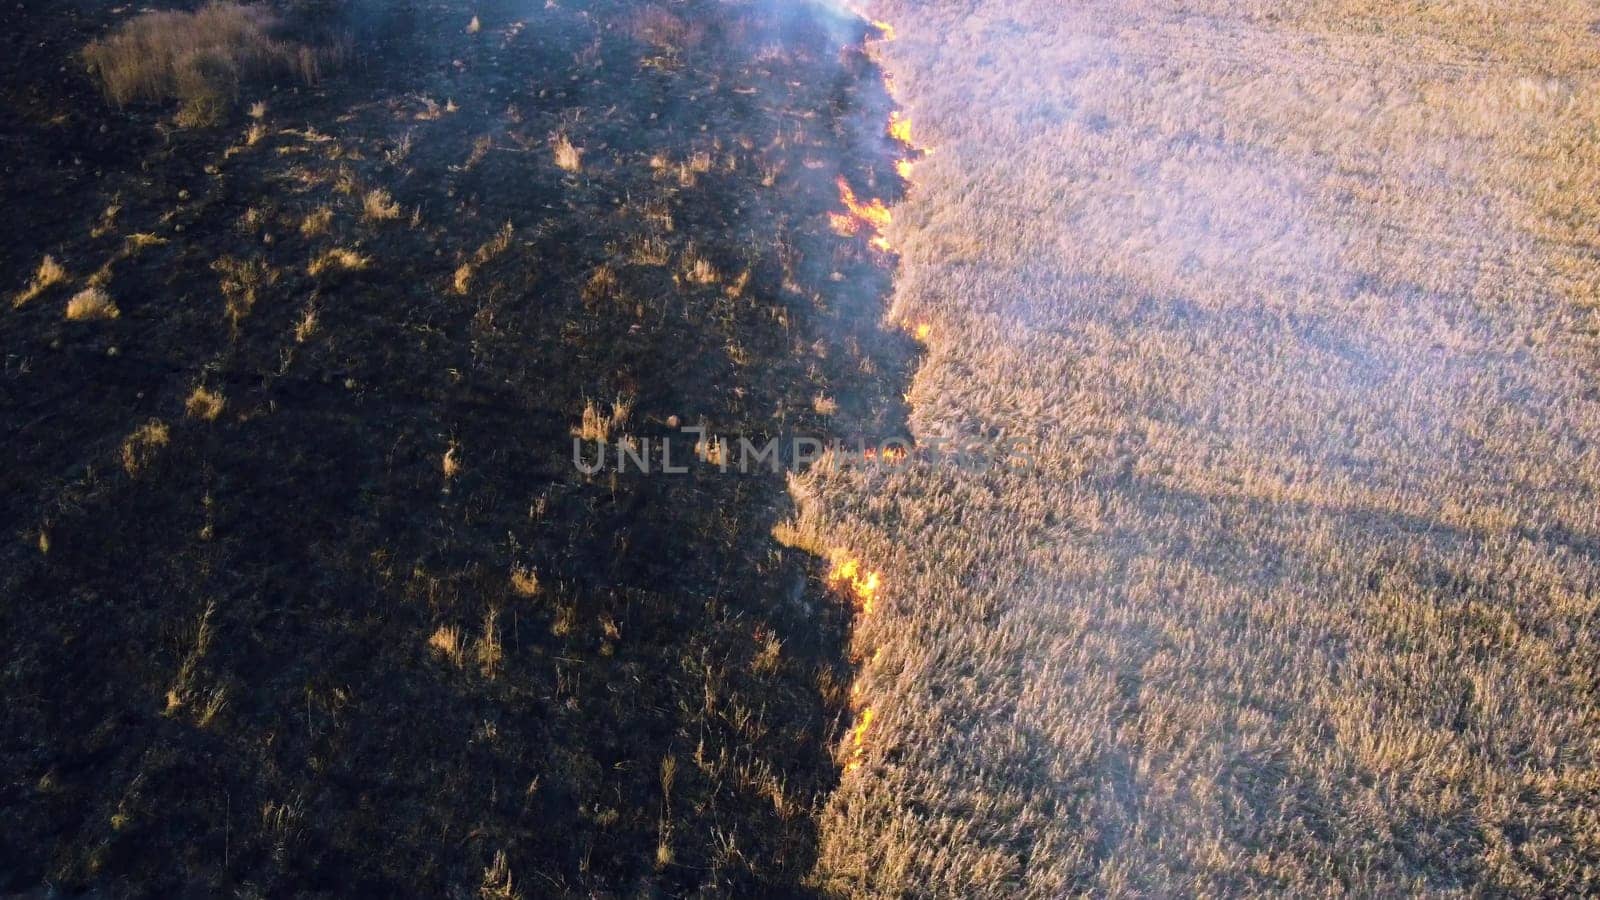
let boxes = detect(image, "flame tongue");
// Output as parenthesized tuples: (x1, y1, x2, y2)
(844, 706, 876, 772)
(888, 111, 914, 146)
(836, 177, 891, 230)
(831, 176, 894, 251)
(827, 550, 881, 614)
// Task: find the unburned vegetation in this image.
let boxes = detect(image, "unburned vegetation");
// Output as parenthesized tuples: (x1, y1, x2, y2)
(803, 0, 1600, 895)
(82, 2, 345, 126)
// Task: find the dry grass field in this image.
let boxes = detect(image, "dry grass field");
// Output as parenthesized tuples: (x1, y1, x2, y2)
(795, 0, 1600, 894)
(6, 0, 1600, 895)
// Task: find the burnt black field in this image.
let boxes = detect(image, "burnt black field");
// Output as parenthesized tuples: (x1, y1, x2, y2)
(0, 0, 916, 893)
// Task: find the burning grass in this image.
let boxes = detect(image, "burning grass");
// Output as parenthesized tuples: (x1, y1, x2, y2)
(830, 177, 894, 251)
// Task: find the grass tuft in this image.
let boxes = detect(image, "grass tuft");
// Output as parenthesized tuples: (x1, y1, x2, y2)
(65, 287, 118, 321)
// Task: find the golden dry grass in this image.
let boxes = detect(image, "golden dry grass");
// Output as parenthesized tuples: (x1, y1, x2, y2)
(185, 387, 225, 422)
(552, 133, 584, 174)
(427, 625, 465, 667)
(808, 0, 1600, 894)
(81, 2, 335, 125)
(299, 206, 333, 237)
(120, 419, 169, 476)
(509, 566, 541, 598)
(362, 188, 401, 222)
(307, 247, 369, 277)
(12, 255, 68, 308)
(64, 287, 117, 321)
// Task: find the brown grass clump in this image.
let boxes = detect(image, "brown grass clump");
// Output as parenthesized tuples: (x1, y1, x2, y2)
(552, 133, 583, 174)
(480, 850, 517, 900)
(81, 3, 338, 125)
(474, 609, 503, 678)
(451, 222, 515, 295)
(13, 256, 68, 308)
(680, 247, 719, 285)
(628, 5, 705, 52)
(509, 566, 541, 598)
(362, 189, 401, 222)
(120, 419, 170, 476)
(185, 387, 225, 422)
(442, 443, 462, 480)
(573, 396, 632, 444)
(427, 625, 464, 667)
(212, 255, 276, 328)
(581, 265, 619, 306)
(307, 248, 368, 277)
(65, 287, 118, 321)
(293, 302, 319, 343)
(300, 206, 333, 237)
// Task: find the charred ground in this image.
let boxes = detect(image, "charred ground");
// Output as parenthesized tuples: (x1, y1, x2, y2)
(0, 0, 916, 894)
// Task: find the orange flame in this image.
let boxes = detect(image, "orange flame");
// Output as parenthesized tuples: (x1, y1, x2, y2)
(832, 177, 893, 252)
(844, 707, 876, 771)
(837, 177, 891, 230)
(888, 111, 914, 146)
(828, 550, 881, 614)
(914, 322, 931, 341)
(853, 708, 875, 747)
(895, 158, 915, 180)
(871, 20, 896, 41)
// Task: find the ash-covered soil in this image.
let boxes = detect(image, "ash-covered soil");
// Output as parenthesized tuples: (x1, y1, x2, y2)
(0, 0, 915, 894)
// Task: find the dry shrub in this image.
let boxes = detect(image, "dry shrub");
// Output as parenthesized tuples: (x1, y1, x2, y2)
(121, 419, 170, 476)
(65, 287, 118, 321)
(573, 396, 632, 444)
(480, 850, 517, 900)
(510, 566, 541, 598)
(185, 387, 226, 422)
(13, 256, 68, 308)
(628, 235, 671, 266)
(362, 188, 401, 221)
(442, 443, 462, 479)
(475, 609, 503, 678)
(452, 222, 515, 295)
(294, 302, 319, 343)
(680, 247, 719, 285)
(81, 3, 341, 125)
(428, 625, 464, 666)
(300, 206, 333, 237)
(581, 265, 619, 306)
(628, 5, 705, 51)
(307, 247, 368, 277)
(212, 255, 276, 328)
(552, 133, 583, 174)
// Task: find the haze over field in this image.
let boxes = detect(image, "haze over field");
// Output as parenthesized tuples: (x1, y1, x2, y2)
(800, 0, 1600, 894)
